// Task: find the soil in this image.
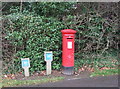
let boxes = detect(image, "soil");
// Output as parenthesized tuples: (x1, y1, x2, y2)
(3, 70, 92, 80)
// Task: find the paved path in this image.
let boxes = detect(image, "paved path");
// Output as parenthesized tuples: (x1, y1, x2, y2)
(29, 75, 119, 87)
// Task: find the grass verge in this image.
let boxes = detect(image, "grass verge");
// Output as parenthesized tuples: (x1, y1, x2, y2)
(90, 68, 119, 77)
(1, 76, 64, 87)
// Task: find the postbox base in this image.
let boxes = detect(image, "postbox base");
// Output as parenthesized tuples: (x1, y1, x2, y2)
(62, 66, 74, 75)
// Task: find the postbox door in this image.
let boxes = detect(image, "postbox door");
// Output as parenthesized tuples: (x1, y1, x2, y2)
(62, 34, 75, 67)
(66, 37, 74, 66)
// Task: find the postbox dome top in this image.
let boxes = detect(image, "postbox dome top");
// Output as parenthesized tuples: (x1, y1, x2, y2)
(61, 29, 77, 34)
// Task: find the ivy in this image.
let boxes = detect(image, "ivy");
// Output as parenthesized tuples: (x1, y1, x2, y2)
(2, 2, 119, 74)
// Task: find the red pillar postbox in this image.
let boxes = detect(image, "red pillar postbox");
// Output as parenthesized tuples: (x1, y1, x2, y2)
(61, 29, 77, 75)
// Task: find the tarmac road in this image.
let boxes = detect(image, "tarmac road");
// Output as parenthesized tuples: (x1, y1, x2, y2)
(29, 75, 119, 87)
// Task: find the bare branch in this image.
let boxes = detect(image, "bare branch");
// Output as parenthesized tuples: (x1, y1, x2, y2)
(20, 0, 23, 12)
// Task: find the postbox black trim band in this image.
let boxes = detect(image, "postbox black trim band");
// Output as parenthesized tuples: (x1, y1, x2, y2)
(62, 66, 74, 69)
